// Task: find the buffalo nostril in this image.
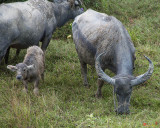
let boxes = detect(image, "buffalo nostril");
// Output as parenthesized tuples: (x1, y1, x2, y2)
(16, 75, 22, 80)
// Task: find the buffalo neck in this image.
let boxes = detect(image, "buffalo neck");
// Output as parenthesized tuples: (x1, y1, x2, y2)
(115, 42, 134, 75)
(53, 3, 71, 27)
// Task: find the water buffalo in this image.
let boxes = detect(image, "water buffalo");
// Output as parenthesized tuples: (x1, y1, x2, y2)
(72, 9, 154, 114)
(7, 46, 45, 95)
(0, 0, 83, 63)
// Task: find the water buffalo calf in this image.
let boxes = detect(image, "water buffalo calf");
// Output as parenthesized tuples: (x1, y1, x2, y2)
(7, 46, 45, 95)
(72, 9, 154, 114)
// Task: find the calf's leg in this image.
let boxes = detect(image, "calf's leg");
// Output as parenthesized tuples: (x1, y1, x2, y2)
(22, 81, 28, 93)
(33, 78, 40, 96)
(41, 73, 44, 82)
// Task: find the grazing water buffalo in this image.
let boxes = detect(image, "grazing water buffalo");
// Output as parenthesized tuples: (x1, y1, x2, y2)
(7, 46, 45, 95)
(72, 9, 154, 114)
(0, 0, 83, 63)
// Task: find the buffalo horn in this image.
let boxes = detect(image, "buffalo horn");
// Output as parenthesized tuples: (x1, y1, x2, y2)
(95, 52, 115, 86)
(131, 55, 154, 86)
(77, 0, 82, 5)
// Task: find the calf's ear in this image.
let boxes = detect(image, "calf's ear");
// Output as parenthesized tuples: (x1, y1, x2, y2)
(27, 64, 34, 70)
(7, 65, 17, 72)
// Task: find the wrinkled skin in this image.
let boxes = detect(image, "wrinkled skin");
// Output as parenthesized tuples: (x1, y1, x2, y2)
(0, 0, 83, 63)
(72, 9, 153, 114)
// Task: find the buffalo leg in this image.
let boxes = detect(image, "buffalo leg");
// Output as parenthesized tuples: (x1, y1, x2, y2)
(16, 49, 20, 56)
(0, 40, 10, 64)
(80, 60, 88, 86)
(5, 48, 20, 64)
(33, 79, 40, 95)
(4, 47, 10, 64)
(95, 77, 104, 98)
(41, 35, 52, 52)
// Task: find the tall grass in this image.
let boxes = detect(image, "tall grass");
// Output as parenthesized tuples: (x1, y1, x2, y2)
(0, 0, 160, 127)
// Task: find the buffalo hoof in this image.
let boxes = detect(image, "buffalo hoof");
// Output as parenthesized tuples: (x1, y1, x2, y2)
(84, 83, 88, 86)
(85, 85, 90, 89)
(94, 93, 102, 98)
(84, 83, 90, 88)
(33, 88, 39, 96)
(22, 88, 27, 94)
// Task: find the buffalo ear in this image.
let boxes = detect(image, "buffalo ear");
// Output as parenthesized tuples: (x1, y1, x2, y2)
(68, 0, 74, 8)
(27, 64, 34, 70)
(7, 65, 17, 72)
(75, 1, 79, 6)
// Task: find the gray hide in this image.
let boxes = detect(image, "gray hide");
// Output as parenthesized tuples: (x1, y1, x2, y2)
(7, 46, 45, 95)
(72, 9, 154, 114)
(0, 0, 83, 63)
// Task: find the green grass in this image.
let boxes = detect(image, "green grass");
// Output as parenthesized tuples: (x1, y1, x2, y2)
(0, 0, 160, 127)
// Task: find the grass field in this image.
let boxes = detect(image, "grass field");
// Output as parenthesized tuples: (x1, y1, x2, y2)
(0, 0, 160, 128)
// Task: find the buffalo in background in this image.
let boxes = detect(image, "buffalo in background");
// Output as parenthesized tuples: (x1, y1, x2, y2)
(0, 0, 83, 63)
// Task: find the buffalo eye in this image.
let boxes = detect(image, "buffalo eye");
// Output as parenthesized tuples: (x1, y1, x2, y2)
(116, 93, 120, 97)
